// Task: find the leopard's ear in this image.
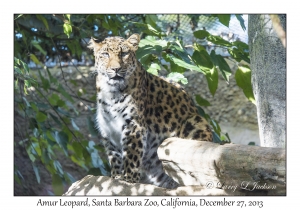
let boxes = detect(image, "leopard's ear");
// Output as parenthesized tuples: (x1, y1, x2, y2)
(126, 34, 140, 51)
(88, 37, 102, 52)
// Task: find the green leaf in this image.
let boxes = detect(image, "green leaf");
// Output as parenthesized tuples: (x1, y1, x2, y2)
(30, 54, 43, 66)
(133, 22, 165, 38)
(169, 41, 191, 64)
(195, 94, 211, 106)
(192, 50, 213, 72)
(235, 14, 246, 31)
(41, 148, 51, 164)
(14, 57, 20, 65)
(196, 105, 206, 117)
(27, 147, 36, 162)
(22, 96, 31, 107)
(29, 118, 38, 129)
(70, 155, 86, 168)
(72, 141, 83, 158)
(147, 63, 161, 76)
(14, 167, 24, 185)
(32, 163, 41, 184)
(212, 132, 223, 144)
(165, 54, 204, 73)
(36, 14, 49, 30)
(136, 45, 162, 60)
(139, 54, 157, 68)
(167, 72, 188, 85)
(74, 40, 82, 58)
(207, 35, 232, 47)
(45, 162, 56, 174)
(71, 118, 80, 131)
(54, 131, 69, 155)
(170, 61, 185, 73)
(145, 15, 160, 31)
(36, 111, 47, 122)
(205, 67, 218, 96)
(193, 43, 207, 52)
(57, 84, 74, 103)
(66, 40, 76, 56)
(235, 66, 256, 104)
(216, 14, 231, 27)
(225, 133, 231, 142)
(53, 160, 64, 175)
(55, 107, 72, 117)
(210, 50, 231, 82)
(46, 131, 56, 142)
(93, 144, 106, 153)
(194, 30, 232, 47)
(33, 141, 42, 156)
(49, 113, 62, 126)
(64, 172, 76, 184)
(24, 80, 32, 92)
(87, 116, 98, 137)
(232, 41, 249, 51)
(49, 93, 59, 106)
(41, 78, 50, 91)
(87, 141, 109, 176)
(228, 48, 250, 63)
(63, 23, 72, 38)
(14, 14, 23, 20)
(19, 59, 30, 73)
(193, 30, 209, 39)
(210, 119, 222, 138)
(139, 36, 168, 48)
(52, 174, 64, 195)
(31, 40, 47, 56)
(30, 102, 38, 112)
(65, 14, 71, 22)
(14, 66, 23, 75)
(56, 99, 65, 107)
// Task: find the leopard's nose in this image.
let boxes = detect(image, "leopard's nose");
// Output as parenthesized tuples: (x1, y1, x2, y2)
(111, 67, 122, 73)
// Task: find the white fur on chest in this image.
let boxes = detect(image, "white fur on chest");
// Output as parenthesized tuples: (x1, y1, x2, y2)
(96, 91, 132, 148)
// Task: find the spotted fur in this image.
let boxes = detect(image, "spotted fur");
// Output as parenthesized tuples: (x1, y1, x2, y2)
(88, 34, 213, 189)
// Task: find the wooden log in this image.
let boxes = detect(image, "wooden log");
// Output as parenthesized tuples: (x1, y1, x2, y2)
(158, 138, 286, 195)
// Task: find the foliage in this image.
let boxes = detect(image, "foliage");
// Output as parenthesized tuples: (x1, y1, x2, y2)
(14, 14, 254, 195)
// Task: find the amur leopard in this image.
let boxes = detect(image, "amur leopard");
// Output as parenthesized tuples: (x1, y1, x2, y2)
(88, 34, 213, 189)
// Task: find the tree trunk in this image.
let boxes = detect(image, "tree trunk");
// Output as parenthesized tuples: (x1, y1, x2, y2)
(248, 15, 286, 148)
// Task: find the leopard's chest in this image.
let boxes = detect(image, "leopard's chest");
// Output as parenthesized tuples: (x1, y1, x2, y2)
(96, 92, 137, 147)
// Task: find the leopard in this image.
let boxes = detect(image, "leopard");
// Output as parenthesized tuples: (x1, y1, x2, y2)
(88, 34, 213, 189)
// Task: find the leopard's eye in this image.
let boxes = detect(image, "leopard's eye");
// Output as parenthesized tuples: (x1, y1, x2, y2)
(121, 52, 129, 57)
(101, 52, 109, 58)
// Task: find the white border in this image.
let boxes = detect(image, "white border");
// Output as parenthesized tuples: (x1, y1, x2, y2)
(4, 0, 298, 209)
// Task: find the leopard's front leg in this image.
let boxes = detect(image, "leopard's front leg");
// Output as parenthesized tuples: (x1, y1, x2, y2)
(104, 140, 124, 179)
(121, 124, 146, 183)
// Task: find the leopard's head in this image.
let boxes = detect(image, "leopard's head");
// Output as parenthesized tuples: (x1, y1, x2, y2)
(88, 34, 140, 90)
